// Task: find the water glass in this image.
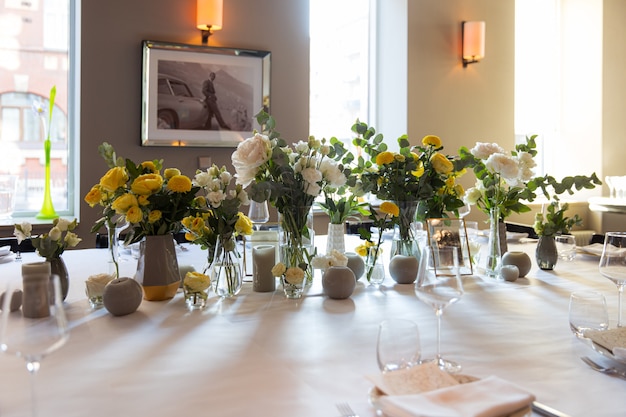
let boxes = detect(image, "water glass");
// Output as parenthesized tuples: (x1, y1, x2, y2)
(0, 174, 17, 219)
(556, 235, 577, 261)
(376, 319, 421, 372)
(568, 291, 609, 337)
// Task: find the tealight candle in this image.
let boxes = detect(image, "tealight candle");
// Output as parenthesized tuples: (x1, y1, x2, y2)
(500, 264, 519, 282)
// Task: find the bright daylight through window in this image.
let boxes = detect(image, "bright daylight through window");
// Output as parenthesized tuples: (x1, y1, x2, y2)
(0, 0, 78, 223)
(309, 0, 370, 141)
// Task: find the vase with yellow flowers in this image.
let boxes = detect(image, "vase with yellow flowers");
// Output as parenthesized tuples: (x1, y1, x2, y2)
(185, 164, 252, 298)
(351, 122, 465, 283)
(85, 143, 199, 301)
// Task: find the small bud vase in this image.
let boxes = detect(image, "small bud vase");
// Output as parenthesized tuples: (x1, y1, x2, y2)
(536, 235, 558, 270)
(211, 235, 243, 298)
(485, 207, 502, 278)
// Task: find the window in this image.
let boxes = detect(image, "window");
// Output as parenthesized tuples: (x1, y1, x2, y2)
(309, 0, 371, 141)
(0, 0, 79, 221)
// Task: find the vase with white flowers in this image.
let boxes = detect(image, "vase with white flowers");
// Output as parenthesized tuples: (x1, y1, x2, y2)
(232, 111, 350, 288)
(14, 219, 81, 300)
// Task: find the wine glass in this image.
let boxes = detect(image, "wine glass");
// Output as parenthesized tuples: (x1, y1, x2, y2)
(248, 200, 270, 231)
(599, 232, 626, 327)
(1, 274, 70, 417)
(414, 245, 464, 373)
(457, 203, 471, 218)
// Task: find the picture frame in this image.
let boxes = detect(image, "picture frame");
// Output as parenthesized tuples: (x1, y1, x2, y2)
(141, 40, 271, 147)
(425, 218, 473, 275)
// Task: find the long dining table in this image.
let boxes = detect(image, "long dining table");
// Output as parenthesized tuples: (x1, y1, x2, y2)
(0, 235, 625, 417)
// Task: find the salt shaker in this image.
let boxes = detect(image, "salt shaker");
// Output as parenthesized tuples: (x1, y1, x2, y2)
(21, 262, 51, 318)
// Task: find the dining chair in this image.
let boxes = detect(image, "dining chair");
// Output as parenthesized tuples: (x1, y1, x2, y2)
(0, 237, 36, 253)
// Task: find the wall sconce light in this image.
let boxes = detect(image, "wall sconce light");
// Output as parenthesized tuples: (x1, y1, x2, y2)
(462, 21, 485, 67)
(197, 0, 223, 44)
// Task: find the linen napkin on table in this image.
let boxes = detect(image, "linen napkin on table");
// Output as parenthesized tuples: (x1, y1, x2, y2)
(378, 375, 535, 417)
(585, 327, 626, 360)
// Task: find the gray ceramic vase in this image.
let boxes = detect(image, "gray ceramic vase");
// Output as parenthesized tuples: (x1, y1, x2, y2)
(389, 255, 419, 284)
(501, 251, 532, 277)
(322, 266, 356, 299)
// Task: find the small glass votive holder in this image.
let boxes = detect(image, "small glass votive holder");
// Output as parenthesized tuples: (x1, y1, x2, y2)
(85, 273, 115, 309)
(568, 291, 609, 337)
(556, 234, 577, 261)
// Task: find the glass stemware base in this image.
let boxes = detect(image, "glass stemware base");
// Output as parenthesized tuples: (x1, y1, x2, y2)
(421, 357, 462, 374)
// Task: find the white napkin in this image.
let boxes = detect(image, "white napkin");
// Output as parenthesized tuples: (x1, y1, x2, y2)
(379, 375, 535, 417)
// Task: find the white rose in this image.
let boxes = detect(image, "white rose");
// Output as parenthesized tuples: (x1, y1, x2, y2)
(517, 152, 536, 182)
(207, 190, 225, 207)
(329, 249, 348, 266)
(284, 267, 305, 285)
(271, 262, 286, 277)
(320, 160, 347, 188)
(470, 142, 506, 160)
(64, 232, 82, 247)
(485, 153, 520, 184)
(304, 182, 321, 197)
(85, 273, 115, 297)
(232, 133, 272, 187)
(219, 171, 232, 185)
(14, 221, 32, 244)
(194, 171, 212, 187)
(301, 167, 322, 185)
(48, 226, 62, 242)
(55, 218, 71, 232)
(294, 140, 309, 153)
(464, 187, 483, 205)
(237, 189, 249, 206)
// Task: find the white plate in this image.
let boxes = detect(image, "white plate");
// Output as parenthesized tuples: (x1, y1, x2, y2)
(577, 243, 605, 257)
(0, 253, 15, 264)
(0, 245, 11, 257)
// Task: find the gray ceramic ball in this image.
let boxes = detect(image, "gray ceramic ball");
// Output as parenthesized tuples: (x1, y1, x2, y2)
(0, 289, 22, 312)
(345, 252, 365, 281)
(499, 264, 519, 282)
(322, 266, 356, 299)
(502, 251, 532, 277)
(103, 277, 143, 316)
(389, 255, 419, 284)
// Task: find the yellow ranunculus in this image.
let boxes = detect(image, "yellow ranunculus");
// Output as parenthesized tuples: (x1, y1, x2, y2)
(191, 217, 205, 231)
(184, 271, 211, 292)
(111, 193, 138, 213)
(411, 161, 425, 178)
(430, 152, 454, 174)
(375, 151, 395, 166)
(422, 135, 442, 148)
(394, 154, 405, 163)
(99, 167, 128, 192)
(445, 176, 455, 188)
(148, 210, 162, 223)
(131, 173, 164, 195)
(194, 196, 207, 207)
(125, 205, 143, 223)
(235, 213, 253, 235)
(185, 232, 196, 242)
(182, 216, 193, 229)
(164, 168, 181, 179)
(137, 195, 150, 206)
(166, 175, 192, 193)
(271, 263, 286, 277)
(454, 184, 465, 196)
(140, 161, 158, 173)
(284, 267, 305, 285)
(379, 201, 399, 217)
(84, 186, 102, 207)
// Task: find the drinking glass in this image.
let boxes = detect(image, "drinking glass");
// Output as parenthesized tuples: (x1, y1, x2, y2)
(248, 200, 270, 231)
(457, 203, 471, 218)
(569, 291, 609, 337)
(415, 245, 464, 373)
(376, 319, 421, 373)
(555, 234, 577, 261)
(599, 232, 626, 327)
(0, 274, 70, 417)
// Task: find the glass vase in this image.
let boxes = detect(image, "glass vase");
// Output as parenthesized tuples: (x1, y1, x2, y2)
(183, 288, 209, 310)
(105, 218, 127, 278)
(278, 206, 315, 285)
(485, 207, 502, 278)
(135, 234, 181, 301)
(365, 246, 385, 286)
(536, 235, 558, 270)
(211, 235, 243, 298)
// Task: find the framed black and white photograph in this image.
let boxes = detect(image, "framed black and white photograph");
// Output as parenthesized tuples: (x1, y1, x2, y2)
(426, 218, 473, 275)
(141, 40, 270, 147)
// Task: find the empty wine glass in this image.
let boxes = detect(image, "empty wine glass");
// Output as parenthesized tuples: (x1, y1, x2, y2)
(599, 232, 626, 327)
(457, 203, 471, 218)
(1, 274, 70, 417)
(415, 245, 464, 373)
(248, 200, 270, 231)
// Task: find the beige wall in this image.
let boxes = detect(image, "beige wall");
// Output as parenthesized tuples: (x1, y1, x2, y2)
(77, 0, 310, 242)
(61, 0, 625, 244)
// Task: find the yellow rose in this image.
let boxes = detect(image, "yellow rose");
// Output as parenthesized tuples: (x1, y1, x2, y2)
(422, 135, 442, 148)
(111, 193, 138, 213)
(164, 168, 181, 179)
(99, 167, 128, 192)
(148, 210, 162, 223)
(411, 161, 425, 178)
(375, 151, 395, 165)
(131, 173, 164, 195)
(182, 216, 194, 229)
(191, 217, 205, 231)
(140, 161, 158, 173)
(166, 175, 192, 193)
(454, 184, 465, 196)
(355, 244, 368, 257)
(271, 263, 286, 277)
(430, 152, 454, 174)
(235, 213, 253, 235)
(445, 176, 455, 188)
(185, 232, 196, 242)
(394, 154, 405, 163)
(194, 196, 207, 207)
(184, 271, 211, 292)
(125, 205, 143, 223)
(379, 201, 399, 217)
(84, 186, 102, 207)
(284, 267, 305, 285)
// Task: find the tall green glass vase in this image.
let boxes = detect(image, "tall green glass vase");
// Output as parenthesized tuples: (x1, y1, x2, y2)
(36, 86, 58, 220)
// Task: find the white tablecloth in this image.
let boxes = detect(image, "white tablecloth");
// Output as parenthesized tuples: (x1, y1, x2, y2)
(0, 238, 625, 417)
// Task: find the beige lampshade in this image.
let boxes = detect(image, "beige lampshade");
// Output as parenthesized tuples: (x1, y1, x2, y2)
(197, 0, 223, 31)
(462, 21, 485, 62)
